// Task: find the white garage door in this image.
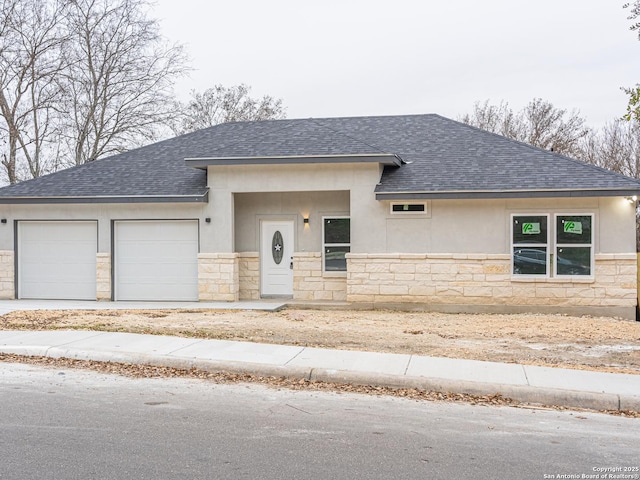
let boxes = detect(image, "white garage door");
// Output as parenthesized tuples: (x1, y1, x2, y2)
(18, 221, 97, 300)
(114, 220, 199, 301)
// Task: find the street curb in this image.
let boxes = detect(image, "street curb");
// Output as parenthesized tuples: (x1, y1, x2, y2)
(309, 368, 635, 412)
(2, 346, 638, 413)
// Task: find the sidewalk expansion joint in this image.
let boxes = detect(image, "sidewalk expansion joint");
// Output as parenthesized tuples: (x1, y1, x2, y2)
(521, 365, 530, 386)
(283, 347, 305, 366)
(403, 356, 412, 376)
(167, 339, 205, 355)
(56, 331, 107, 347)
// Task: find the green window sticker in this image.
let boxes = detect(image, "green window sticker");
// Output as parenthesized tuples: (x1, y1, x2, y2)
(522, 222, 540, 234)
(563, 221, 582, 234)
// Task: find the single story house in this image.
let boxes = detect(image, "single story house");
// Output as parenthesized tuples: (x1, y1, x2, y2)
(0, 114, 638, 318)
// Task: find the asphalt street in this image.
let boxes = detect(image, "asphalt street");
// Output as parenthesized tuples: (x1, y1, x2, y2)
(1, 363, 638, 480)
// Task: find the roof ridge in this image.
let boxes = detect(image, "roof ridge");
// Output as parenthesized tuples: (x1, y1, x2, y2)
(439, 115, 640, 186)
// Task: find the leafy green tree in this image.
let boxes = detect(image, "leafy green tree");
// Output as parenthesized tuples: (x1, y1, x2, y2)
(623, 2, 640, 121)
(624, 1, 640, 36)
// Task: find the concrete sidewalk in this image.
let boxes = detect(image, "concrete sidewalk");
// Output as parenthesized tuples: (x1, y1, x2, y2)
(1, 329, 639, 412)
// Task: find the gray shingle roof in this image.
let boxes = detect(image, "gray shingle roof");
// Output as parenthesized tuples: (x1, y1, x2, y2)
(0, 114, 638, 202)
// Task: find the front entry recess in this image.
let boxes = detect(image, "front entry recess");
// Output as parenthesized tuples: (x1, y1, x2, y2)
(261, 220, 294, 296)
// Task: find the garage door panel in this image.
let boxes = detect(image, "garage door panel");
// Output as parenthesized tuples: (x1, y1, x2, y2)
(18, 221, 97, 300)
(115, 220, 198, 301)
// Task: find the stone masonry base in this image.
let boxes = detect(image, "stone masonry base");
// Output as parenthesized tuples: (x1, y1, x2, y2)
(0, 250, 14, 299)
(239, 253, 260, 300)
(96, 253, 111, 301)
(198, 253, 239, 301)
(1, 248, 636, 319)
(237, 252, 347, 301)
(346, 253, 637, 319)
(293, 252, 347, 301)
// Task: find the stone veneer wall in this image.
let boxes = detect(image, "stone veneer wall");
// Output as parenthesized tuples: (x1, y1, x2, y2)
(0, 250, 14, 299)
(293, 252, 347, 301)
(239, 253, 260, 300)
(198, 253, 239, 301)
(346, 253, 637, 311)
(96, 253, 111, 301)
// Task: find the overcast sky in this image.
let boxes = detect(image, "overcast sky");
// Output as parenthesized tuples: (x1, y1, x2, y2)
(153, 0, 639, 128)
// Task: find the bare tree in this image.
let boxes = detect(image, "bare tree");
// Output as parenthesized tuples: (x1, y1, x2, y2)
(172, 84, 286, 135)
(580, 119, 640, 178)
(59, 0, 189, 166)
(460, 98, 590, 158)
(579, 119, 640, 247)
(0, 0, 67, 184)
(458, 100, 518, 138)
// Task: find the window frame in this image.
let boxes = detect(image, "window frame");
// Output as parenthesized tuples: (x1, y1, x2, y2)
(511, 213, 550, 278)
(390, 202, 428, 215)
(510, 212, 595, 279)
(322, 216, 350, 273)
(554, 213, 594, 278)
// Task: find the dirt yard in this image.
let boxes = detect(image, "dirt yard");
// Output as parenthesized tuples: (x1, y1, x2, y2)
(1, 308, 640, 375)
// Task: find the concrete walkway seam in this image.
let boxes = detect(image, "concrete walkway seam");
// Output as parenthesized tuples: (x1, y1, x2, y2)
(2, 346, 638, 413)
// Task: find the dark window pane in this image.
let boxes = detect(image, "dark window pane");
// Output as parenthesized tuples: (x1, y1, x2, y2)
(392, 204, 425, 212)
(556, 216, 591, 245)
(325, 246, 350, 271)
(556, 247, 591, 276)
(513, 247, 547, 275)
(513, 216, 547, 244)
(324, 218, 350, 244)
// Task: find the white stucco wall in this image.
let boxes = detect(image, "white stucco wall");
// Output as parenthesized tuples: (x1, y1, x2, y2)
(0, 177, 634, 258)
(375, 196, 636, 255)
(0, 202, 207, 253)
(234, 191, 349, 252)
(205, 163, 383, 254)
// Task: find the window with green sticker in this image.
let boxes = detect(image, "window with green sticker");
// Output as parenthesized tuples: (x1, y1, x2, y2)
(556, 215, 591, 244)
(556, 215, 592, 276)
(513, 215, 547, 245)
(512, 215, 549, 275)
(511, 213, 594, 278)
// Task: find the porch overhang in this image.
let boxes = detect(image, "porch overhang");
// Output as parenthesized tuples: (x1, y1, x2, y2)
(185, 153, 403, 169)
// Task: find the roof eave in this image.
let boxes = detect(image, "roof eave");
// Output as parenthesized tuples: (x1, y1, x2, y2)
(0, 191, 209, 205)
(185, 153, 403, 168)
(375, 188, 640, 200)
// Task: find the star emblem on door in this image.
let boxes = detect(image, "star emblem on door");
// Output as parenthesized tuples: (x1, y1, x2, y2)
(271, 230, 284, 264)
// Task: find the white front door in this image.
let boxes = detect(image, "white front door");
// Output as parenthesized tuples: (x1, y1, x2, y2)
(261, 221, 294, 297)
